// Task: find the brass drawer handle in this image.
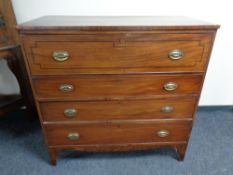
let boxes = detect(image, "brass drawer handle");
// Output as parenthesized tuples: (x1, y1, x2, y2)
(64, 108, 77, 118)
(161, 106, 174, 113)
(168, 49, 184, 60)
(59, 84, 74, 92)
(53, 51, 69, 62)
(157, 130, 170, 138)
(67, 132, 80, 141)
(164, 82, 178, 91)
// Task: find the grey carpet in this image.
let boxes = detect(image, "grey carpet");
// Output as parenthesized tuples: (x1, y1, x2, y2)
(0, 107, 232, 175)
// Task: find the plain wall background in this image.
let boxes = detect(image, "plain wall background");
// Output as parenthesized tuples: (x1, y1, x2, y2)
(4, 0, 232, 105)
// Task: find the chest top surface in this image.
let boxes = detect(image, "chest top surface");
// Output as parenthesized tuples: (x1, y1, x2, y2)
(17, 16, 219, 33)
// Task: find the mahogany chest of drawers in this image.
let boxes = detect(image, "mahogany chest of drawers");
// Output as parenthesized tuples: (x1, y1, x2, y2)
(18, 16, 219, 165)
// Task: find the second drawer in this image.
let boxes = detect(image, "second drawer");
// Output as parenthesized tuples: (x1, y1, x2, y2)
(40, 96, 197, 121)
(33, 74, 203, 100)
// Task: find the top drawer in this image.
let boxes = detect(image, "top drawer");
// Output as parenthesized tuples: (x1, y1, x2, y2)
(23, 33, 213, 75)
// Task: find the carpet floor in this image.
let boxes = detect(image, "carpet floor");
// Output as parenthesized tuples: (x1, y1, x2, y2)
(0, 107, 232, 175)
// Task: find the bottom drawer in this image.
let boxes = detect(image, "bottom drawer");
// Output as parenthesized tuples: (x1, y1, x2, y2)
(45, 121, 192, 146)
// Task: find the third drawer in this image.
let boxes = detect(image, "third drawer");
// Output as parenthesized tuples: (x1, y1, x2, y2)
(39, 96, 197, 122)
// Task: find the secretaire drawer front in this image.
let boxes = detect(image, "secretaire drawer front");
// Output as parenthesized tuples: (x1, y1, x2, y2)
(45, 121, 192, 146)
(40, 96, 197, 121)
(23, 33, 213, 75)
(33, 74, 203, 100)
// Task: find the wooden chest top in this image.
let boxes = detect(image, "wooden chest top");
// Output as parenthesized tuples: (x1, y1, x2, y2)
(17, 16, 219, 33)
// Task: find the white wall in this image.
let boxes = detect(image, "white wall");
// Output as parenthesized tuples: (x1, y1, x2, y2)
(11, 0, 233, 105)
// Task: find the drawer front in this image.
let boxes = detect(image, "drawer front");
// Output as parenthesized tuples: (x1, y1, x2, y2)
(45, 121, 192, 146)
(33, 74, 203, 100)
(40, 96, 197, 121)
(23, 33, 213, 75)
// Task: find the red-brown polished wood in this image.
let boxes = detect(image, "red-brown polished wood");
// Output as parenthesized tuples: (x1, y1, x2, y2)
(0, 0, 37, 118)
(18, 16, 219, 165)
(40, 96, 197, 121)
(33, 74, 203, 100)
(17, 16, 220, 32)
(22, 33, 213, 75)
(45, 120, 192, 146)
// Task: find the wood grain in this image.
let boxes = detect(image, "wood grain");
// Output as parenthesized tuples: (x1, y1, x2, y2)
(23, 33, 213, 74)
(33, 74, 203, 100)
(0, 0, 20, 45)
(49, 142, 187, 165)
(45, 120, 192, 146)
(17, 16, 220, 33)
(40, 96, 197, 121)
(17, 16, 219, 164)
(0, 0, 37, 118)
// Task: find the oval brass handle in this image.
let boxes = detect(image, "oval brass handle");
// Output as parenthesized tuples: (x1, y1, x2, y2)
(157, 130, 170, 138)
(64, 108, 77, 118)
(53, 51, 69, 62)
(168, 49, 184, 60)
(164, 82, 178, 91)
(161, 106, 174, 113)
(59, 84, 74, 92)
(67, 132, 80, 141)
